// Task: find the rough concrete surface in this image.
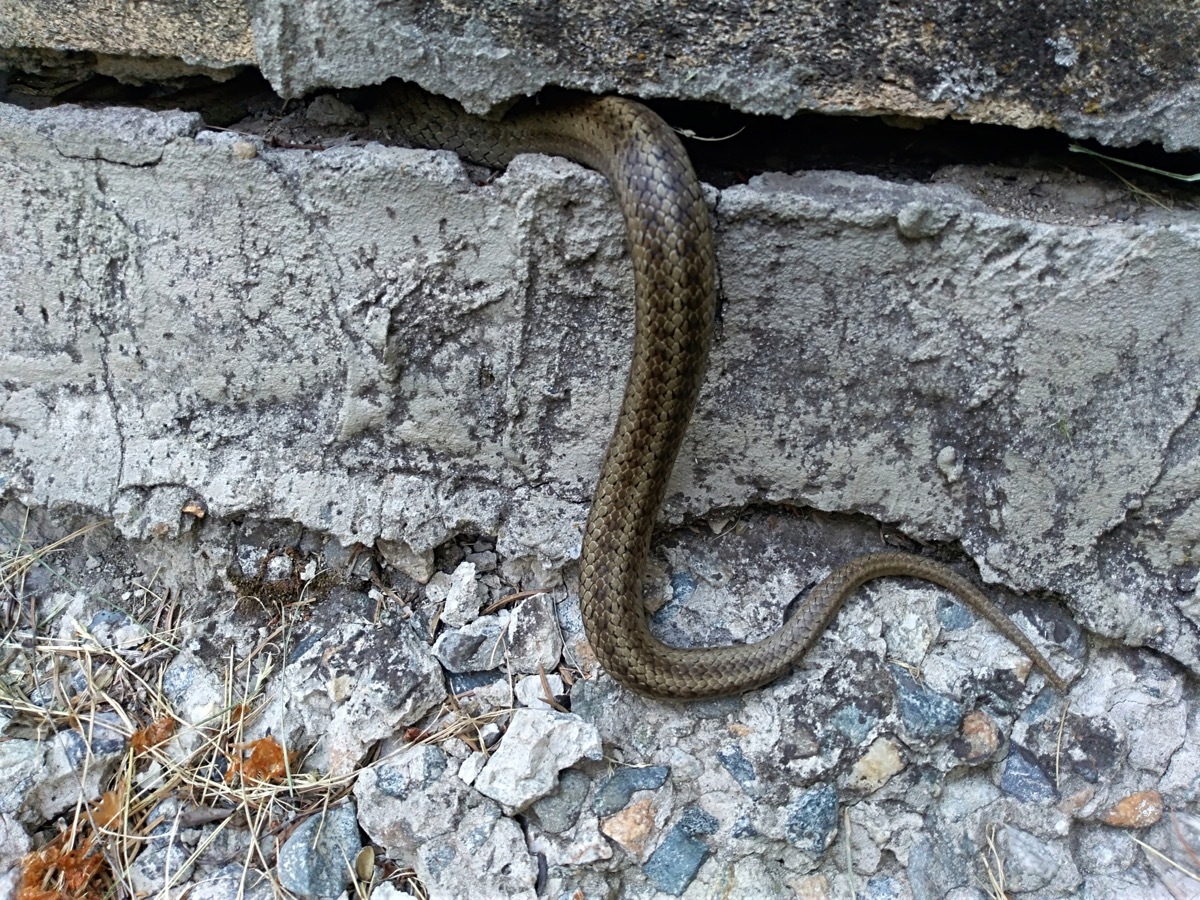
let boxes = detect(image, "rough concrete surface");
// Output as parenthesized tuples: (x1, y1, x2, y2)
(2, 96, 1200, 898)
(6, 2, 1200, 150)
(4, 100, 1199, 671)
(245, 0, 1200, 150)
(0, 0, 255, 71)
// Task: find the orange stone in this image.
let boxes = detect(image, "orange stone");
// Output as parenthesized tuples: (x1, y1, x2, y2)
(600, 797, 657, 857)
(1101, 790, 1163, 828)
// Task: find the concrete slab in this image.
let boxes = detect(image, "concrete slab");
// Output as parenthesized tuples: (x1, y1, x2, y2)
(3, 100, 1198, 682)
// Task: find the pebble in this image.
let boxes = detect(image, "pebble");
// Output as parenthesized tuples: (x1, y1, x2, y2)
(127, 800, 195, 896)
(277, 803, 361, 899)
(432, 614, 508, 672)
(474, 709, 602, 813)
(892, 667, 962, 741)
(845, 738, 905, 792)
(784, 784, 839, 854)
(951, 709, 1002, 763)
(24, 717, 127, 821)
(828, 701, 880, 745)
(592, 765, 670, 816)
(1100, 789, 1163, 827)
(716, 745, 757, 789)
(1000, 825, 1063, 893)
(457, 751, 487, 785)
(506, 592, 564, 673)
(230, 140, 258, 160)
(1000, 743, 1057, 802)
(601, 796, 658, 856)
(642, 820, 711, 896)
(429, 561, 485, 628)
(677, 805, 719, 836)
(516, 673, 565, 710)
(531, 769, 592, 833)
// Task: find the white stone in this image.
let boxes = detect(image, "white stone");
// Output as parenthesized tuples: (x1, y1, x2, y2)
(474, 709, 603, 813)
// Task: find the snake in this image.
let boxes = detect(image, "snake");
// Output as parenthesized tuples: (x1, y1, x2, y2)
(383, 85, 1069, 700)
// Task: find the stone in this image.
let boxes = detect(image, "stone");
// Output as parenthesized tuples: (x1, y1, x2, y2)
(432, 614, 509, 673)
(1000, 744, 1058, 803)
(370, 885, 420, 900)
(1000, 825, 1078, 894)
(642, 819, 711, 897)
(0, 741, 44, 820)
(1100, 790, 1163, 828)
(506, 591, 564, 674)
(429, 561, 486, 628)
(276, 803, 361, 900)
(891, 667, 962, 743)
(271, 589, 448, 776)
(845, 738, 905, 793)
(23, 719, 127, 823)
(419, 803, 538, 900)
(0, 810, 31, 866)
(951, 710, 1002, 764)
(456, 751, 487, 786)
(355, 744, 464, 857)
(600, 796, 657, 858)
(127, 800, 197, 896)
(592, 766, 670, 817)
(474, 709, 603, 814)
(530, 769, 591, 834)
(784, 784, 839, 855)
(241, 1, 1200, 153)
(515, 673, 565, 710)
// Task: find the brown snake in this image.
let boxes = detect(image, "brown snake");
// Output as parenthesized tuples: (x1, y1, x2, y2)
(386, 86, 1069, 699)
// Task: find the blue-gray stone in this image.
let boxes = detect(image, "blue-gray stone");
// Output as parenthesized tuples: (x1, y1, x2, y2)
(432, 615, 507, 673)
(88, 609, 131, 630)
(936, 596, 976, 630)
(448, 670, 505, 694)
(716, 745, 756, 786)
(731, 815, 759, 838)
(592, 765, 669, 816)
(863, 874, 906, 899)
(532, 769, 591, 833)
(422, 841, 456, 878)
(64, 711, 127, 763)
(892, 666, 962, 741)
(1000, 743, 1057, 802)
(784, 783, 838, 853)
(677, 805, 719, 836)
(277, 803, 361, 899)
(128, 800, 195, 894)
(643, 823, 710, 896)
(669, 571, 697, 601)
(376, 746, 447, 800)
(908, 833, 966, 900)
(828, 702, 879, 744)
(287, 631, 324, 664)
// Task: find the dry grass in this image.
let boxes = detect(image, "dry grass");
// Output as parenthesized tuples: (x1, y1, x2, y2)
(0, 514, 443, 899)
(1135, 813, 1200, 898)
(979, 823, 1008, 900)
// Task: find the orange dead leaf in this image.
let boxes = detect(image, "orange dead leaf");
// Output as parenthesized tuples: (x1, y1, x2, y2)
(18, 831, 106, 899)
(225, 736, 296, 784)
(130, 716, 175, 754)
(89, 785, 125, 831)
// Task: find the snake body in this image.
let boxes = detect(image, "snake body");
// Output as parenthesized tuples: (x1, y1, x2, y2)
(386, 87, 1068, 699)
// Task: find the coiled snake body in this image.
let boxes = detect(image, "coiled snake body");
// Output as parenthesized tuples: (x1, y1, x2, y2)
(388, 87, 1068, 699)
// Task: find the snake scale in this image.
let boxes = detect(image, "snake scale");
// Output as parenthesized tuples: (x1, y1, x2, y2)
(386, 86, 1069, 699)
